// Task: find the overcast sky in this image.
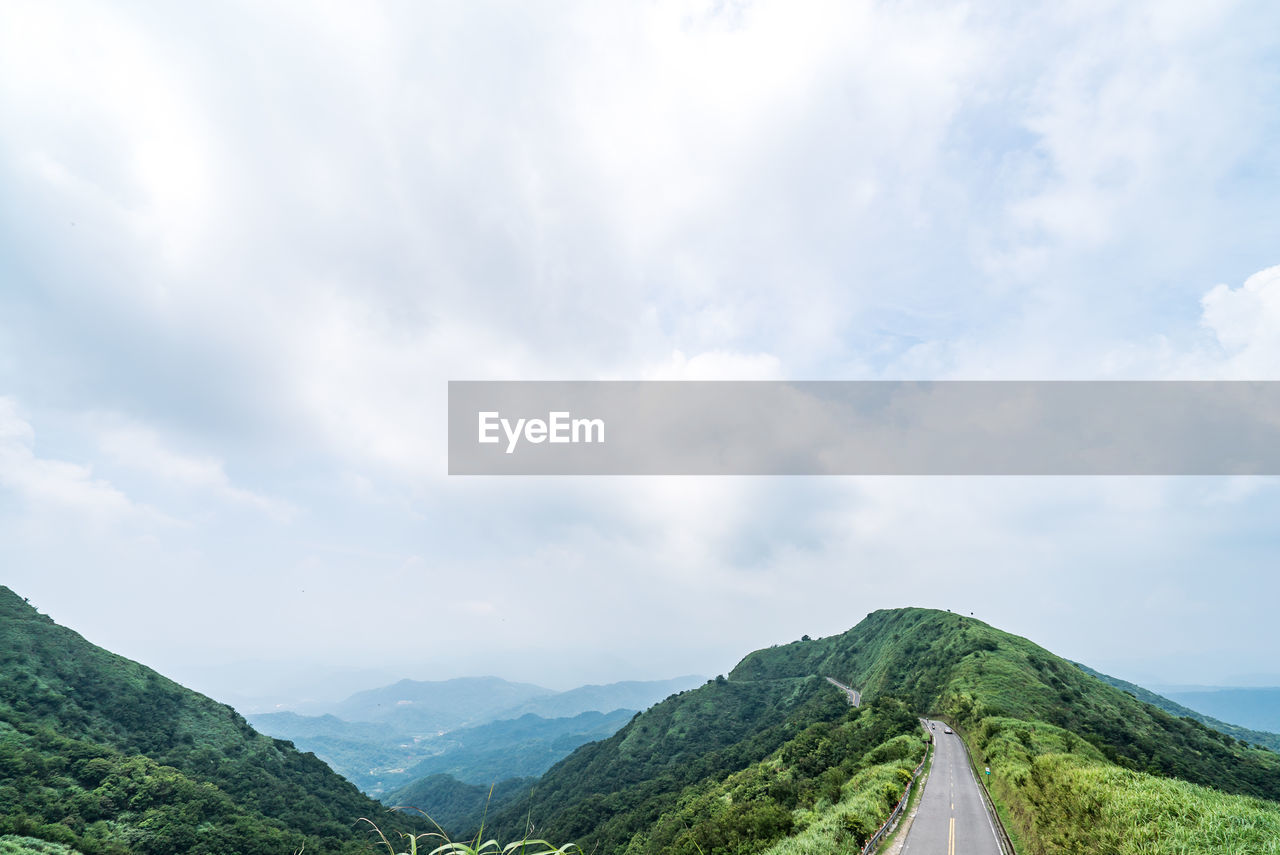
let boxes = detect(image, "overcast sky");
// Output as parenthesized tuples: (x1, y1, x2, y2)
(3, 0, 1280, 711)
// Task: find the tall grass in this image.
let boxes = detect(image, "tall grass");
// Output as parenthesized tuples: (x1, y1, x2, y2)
(0, 837, 80, 855)
(970, 717, 1280, 855)
(756, 747, 924, 855)
(361, 814, 581, 855)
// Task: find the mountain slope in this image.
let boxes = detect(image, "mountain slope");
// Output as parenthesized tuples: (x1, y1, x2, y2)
(483, 674, 857, 849)
(728, 608, 1280, 800)
(477, 608, 1280, 855)
(0, 586, 409, 855)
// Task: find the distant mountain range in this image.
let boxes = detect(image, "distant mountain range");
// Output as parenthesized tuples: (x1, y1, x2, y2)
(248, 673, 705, 795)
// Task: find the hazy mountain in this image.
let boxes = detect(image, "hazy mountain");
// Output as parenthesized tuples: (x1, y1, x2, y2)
(332, 676, 554, 734)
(494, 676, 705, 720)
(396, 708, 636, 786)
(1164, 687, 1280, 734)
(251, 675, 708, 796)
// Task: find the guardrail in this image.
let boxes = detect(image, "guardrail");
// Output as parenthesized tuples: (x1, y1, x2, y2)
(857, 720, 932, 854)
(939, 719, 1018, 855)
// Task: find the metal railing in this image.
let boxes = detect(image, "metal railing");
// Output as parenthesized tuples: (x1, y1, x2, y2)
(857, 720, 932, 854)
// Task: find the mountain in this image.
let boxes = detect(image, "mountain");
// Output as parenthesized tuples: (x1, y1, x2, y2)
(1164, 687, 1280, 734)
(0, 586, 412, 855)
(251, 676, 708, 796)
(380, 775, 536, 836)
(393, 709, 635, 787)
(332, 677, 554, 734)
(475, 608, 1280, 855)
(244, 712, 417, 794)
(494, 677, 706, 720)
(1077, 664, 1280, 752)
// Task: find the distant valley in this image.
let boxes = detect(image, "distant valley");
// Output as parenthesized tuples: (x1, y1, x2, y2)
(248, 674, 704, 795)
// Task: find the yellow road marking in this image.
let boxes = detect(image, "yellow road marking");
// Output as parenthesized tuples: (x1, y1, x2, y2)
(948, 816, 955, 855)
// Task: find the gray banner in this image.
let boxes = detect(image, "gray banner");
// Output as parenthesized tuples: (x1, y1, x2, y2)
(447, 381, 1280, 475)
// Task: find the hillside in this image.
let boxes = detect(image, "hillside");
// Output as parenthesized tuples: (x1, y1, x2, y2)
(0, 587, 409, 855)
(482, 674, 867, 849)
(382, 775, 536, 835)
(475, 608, 1280, 855)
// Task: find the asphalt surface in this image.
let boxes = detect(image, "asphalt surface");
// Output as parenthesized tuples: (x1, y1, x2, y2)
(825, 676, 861, 706)
(901, 721, 1002, 855)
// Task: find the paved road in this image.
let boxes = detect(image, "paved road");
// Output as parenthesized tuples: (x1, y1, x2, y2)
(901, 721, 1002, 855)
(824, 676, 861, 706)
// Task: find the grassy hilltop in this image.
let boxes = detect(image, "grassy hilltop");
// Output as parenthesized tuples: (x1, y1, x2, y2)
(476, 608, 1280, 855)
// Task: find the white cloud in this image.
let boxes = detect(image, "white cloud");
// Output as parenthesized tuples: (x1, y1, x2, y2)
(96, 422, 293, 520)
(1199, 264, 1280, 376)
(0, 398, 170, 527)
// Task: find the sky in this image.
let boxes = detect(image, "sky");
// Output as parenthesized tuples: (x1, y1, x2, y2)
(3, 0, 1280, 712)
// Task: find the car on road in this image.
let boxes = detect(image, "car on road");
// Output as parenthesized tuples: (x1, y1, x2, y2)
(944, 726, 953, 734)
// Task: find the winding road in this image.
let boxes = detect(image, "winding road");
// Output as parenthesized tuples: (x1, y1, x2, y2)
(901, 721, 1003, 855)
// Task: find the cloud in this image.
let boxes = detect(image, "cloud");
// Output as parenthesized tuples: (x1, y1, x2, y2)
(1199, 264, 1280, 376)
(0, 398, 170, 527)
(1, 1, 1280, 694)
(96, 422, 294, 520)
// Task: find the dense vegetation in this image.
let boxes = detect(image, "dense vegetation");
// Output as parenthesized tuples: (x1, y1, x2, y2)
(477, 671, 929, 853)
(967, 715, 1280, 853)
(0, 587, 412, 855)
(384, 776, 536, 836)
(473, 607, 1280, 855)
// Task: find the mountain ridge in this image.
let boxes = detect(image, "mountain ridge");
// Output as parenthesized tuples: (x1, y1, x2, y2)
(0, 585, 412, 855)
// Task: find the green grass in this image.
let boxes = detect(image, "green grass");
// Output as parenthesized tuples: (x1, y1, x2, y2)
(0, 586, 413, 855)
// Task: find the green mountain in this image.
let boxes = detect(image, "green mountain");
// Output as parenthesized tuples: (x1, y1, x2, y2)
(251, 676, 706, 797)
(0, 587, 409, 855)
(252, 708, 636, 796)
(477, 609, 1280, 855)
(1077, 664, 1280, 752)
(394, 709, 636, 787)
(244, 712, 416, 795)
(380, 775, 536, 836)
